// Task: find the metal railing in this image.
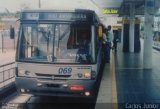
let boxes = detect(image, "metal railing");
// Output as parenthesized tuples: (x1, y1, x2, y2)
(0, 30, 18, 52)
(0, 62, 15, 89)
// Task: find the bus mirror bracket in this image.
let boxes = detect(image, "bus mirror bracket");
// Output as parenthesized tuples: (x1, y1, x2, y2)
(10, 26, 15, 39)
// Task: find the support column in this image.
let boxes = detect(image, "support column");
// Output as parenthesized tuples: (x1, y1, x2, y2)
(129, 4, 135, 53)
(39, 0, 41, 8)
(143, 0, 154, 69)
(121, 18, 124, 48)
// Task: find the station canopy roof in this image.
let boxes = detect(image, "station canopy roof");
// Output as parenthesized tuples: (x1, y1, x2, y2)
(91, 0, 160, 16)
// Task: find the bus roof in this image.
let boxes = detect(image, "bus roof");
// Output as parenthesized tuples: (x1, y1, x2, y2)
(20, 9, 99, 23)
(21, 9, 95, 13)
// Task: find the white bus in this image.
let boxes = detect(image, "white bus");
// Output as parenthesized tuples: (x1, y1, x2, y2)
(15, 9, 104, 100)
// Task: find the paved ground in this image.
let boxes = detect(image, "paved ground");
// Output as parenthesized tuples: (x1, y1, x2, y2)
(115, 40, 160, 109)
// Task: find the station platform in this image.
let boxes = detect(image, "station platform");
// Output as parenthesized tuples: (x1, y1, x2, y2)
(114, 42, 160, 108)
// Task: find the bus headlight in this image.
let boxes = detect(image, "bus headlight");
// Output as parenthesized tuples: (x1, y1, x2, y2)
(19, 69, 25, 75)
(18, 69, 30, 76)
(78, 73, 83, 78)
(91, 71, 96, 79)
(25, 71, 30, 75)
(84, 72, 91, 78)
(85, 91, 90, 96)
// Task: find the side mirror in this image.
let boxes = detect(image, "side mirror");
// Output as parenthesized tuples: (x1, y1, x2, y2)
(97, 25, 103, 38)
(10, 27, 15, 39)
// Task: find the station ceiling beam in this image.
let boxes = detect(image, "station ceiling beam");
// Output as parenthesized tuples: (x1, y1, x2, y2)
(91, 0, 123, 9)
(119, 0, 145, 16)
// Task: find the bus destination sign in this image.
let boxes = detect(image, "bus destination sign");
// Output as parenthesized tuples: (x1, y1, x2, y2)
(22, 12, 87, 21)
(46, 13, 87, 20)
(25, 13, 39, 20)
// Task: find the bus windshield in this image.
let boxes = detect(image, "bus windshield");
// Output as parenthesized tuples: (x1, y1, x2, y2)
(18, 23, 94, 64)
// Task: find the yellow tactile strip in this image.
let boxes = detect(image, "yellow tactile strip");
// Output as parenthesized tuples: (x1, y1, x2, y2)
(111, 54, 118, 109)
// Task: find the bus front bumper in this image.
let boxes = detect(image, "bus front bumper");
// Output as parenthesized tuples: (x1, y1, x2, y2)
(15, 77, 97, 98)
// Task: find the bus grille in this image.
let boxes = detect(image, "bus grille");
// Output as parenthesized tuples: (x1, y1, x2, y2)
(35, 73, 71, 80)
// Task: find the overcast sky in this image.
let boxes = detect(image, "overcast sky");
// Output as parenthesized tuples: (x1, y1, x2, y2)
(0, 0, 36, 12)
(0, 0, 102, 14)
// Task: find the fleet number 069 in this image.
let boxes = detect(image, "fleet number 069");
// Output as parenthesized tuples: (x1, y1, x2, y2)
(58, 67, 72, 75)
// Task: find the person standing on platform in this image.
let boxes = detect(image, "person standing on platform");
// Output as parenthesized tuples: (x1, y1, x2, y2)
(112, 32, 119, 52)
(106, 25, 113, 63)
(102, 27, 107, 61)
